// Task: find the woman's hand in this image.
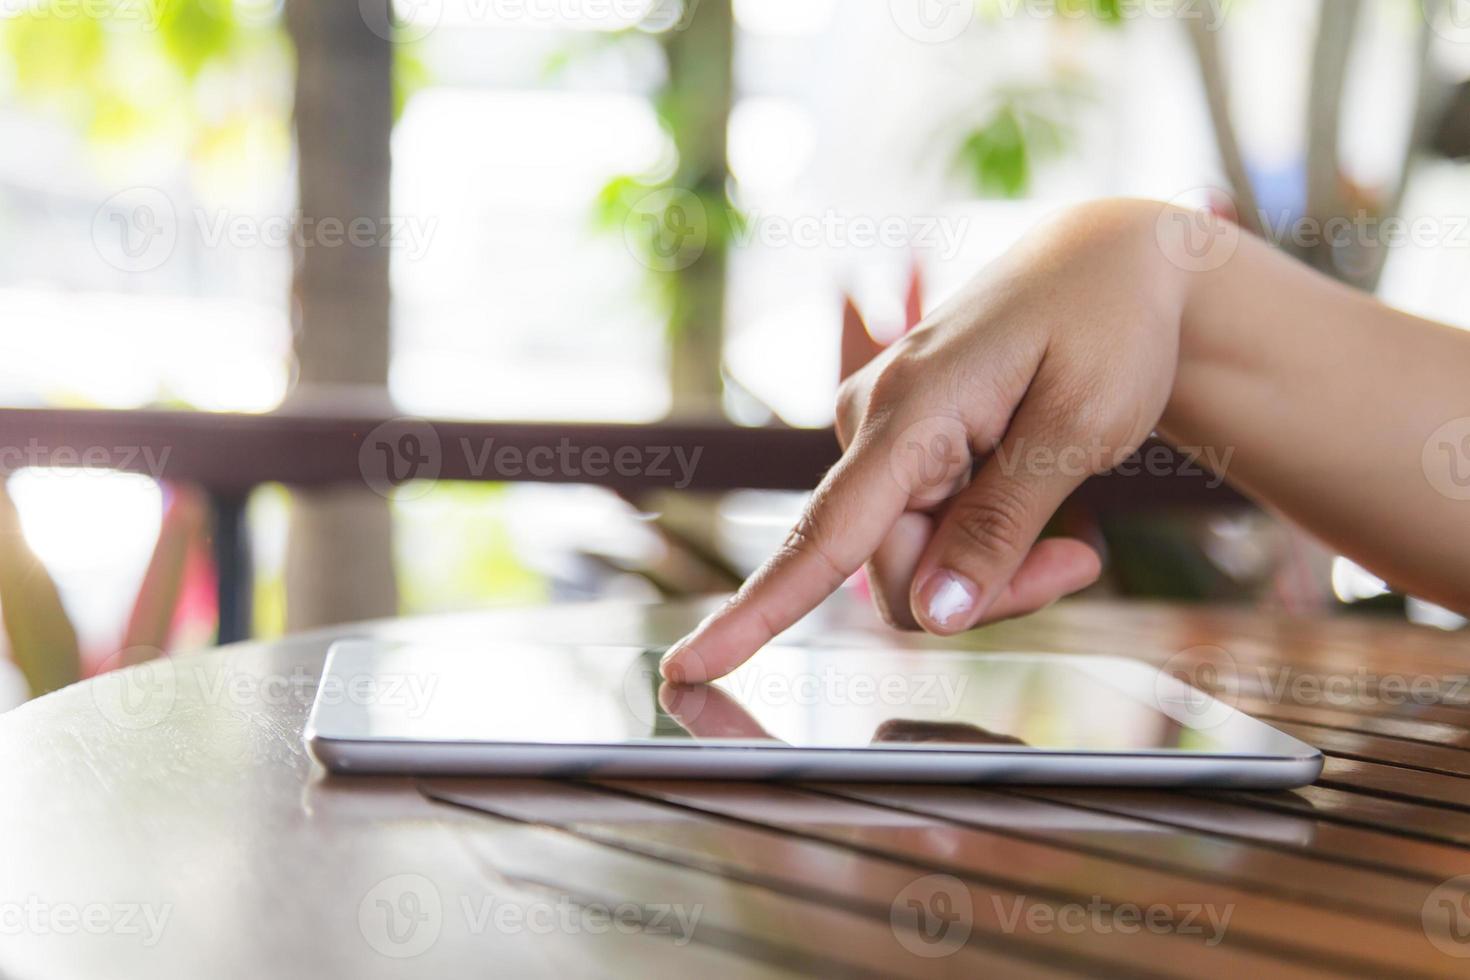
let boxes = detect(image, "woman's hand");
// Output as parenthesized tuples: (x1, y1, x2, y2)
(662, 198, 1198, 683)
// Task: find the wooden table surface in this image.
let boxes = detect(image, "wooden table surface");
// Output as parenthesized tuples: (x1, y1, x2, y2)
(2, 594, 1468, 978)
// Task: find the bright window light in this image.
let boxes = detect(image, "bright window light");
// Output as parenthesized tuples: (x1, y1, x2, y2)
(8, 470, 161, 575)
(734, 0, 837, 35)
(1330, 556, 1389, 604)
(729, 98, 816, 194)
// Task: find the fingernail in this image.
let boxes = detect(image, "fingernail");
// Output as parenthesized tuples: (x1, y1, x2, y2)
(659, 645, 687, 682)
(918, 570, 979, 632)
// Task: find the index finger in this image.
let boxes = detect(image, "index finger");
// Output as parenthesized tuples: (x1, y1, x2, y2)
(659, 435, 910, 683)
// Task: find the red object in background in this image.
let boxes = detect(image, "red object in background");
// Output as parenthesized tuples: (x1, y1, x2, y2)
(86, 484, 219, 677)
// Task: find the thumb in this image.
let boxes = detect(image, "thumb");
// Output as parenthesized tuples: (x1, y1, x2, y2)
(910, 404, 1093, 634)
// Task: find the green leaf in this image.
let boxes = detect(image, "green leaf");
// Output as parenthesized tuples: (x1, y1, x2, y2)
(957, 107, 1032, 198)
(0, 484, 81, 697)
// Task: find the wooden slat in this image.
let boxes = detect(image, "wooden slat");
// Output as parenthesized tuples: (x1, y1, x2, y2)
(429, 778, 1345, 979)
(595, 780, 1447, 978)
(1239, 699, 1470, 744)
(0, 408, 1241, 510)
(421, 779, 1079, 979)
(1015, 787, 1470, 882)
(1273, 721, 1470, 778)
(1224, 784, 1470, 847)
(817, 783, 1443, 924)
(1315, 756, 1470, 810)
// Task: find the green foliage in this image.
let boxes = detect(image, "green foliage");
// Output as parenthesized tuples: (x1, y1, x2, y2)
(954, 85, 1085, 199)
(393, 42, 431, 121)
(3, 0, 281, 152)
(392, 483, 546, 616)
(156, 0, 240, 78)
(595, 173, 743, 333)
(978, 0, 1137, 24)
(3, 0, 428, 158)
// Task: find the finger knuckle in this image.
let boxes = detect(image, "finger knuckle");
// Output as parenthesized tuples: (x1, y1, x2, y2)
(781, 510, 847, 585)
(949, 484, 1034, 558)
(834, 377, 865, 446)
(867, 355, 919, 409)
(1037, 375, 1108, 442)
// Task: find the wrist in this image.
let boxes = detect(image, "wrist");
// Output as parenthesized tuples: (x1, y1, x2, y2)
(1145, 201, 1240, 440)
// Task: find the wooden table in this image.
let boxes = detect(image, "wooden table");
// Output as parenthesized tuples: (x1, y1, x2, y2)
(1, 595, 1467, 978)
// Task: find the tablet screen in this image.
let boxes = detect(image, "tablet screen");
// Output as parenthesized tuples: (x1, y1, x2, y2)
(310, 642, 1300, 757)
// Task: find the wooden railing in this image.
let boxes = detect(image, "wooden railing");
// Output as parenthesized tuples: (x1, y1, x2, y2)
(0, 408, 1246, 642)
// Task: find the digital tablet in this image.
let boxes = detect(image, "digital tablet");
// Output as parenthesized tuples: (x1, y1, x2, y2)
(304, 640, 1322, 788)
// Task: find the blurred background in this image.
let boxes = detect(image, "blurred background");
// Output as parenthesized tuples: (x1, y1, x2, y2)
(0, 0, 1467, 707)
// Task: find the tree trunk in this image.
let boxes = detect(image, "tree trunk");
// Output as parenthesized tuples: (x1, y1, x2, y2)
(281, 0, 397, 631)
(663, 0, 733, 419)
